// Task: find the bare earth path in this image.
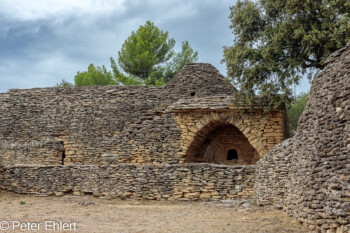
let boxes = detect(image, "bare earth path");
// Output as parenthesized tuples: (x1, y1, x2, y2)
(0, 190, 308, 233)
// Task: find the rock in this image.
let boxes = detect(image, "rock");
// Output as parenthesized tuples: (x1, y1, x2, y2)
(242, 203, 251, 208)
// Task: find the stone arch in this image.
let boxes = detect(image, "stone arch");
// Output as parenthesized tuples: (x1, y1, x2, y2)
(178, 112, 267, 163)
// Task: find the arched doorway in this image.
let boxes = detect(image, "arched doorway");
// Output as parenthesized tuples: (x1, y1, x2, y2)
(185, 122, 259, 165)
(227, 149, 238, 161)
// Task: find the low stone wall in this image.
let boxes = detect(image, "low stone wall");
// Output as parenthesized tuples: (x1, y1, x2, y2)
(0, 164, 255, 200)
(254, 139, 293, 208)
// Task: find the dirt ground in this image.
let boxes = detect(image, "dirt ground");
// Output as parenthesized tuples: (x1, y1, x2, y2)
(0, 190, 308, 233)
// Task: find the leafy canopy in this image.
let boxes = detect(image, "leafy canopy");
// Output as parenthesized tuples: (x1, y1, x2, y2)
(74, 64, 116, 86)
(223, 0, 350, 108)
(118, 21, 198, 85)
(56, 79, 73, 87)
(151, 41, 199, 82)
(118, 21, 176, 80)
(287, 92, 308, 133)
(110, 57, 144, 86)
(73, 59, 144, 87)
(66, 21, 198, 87)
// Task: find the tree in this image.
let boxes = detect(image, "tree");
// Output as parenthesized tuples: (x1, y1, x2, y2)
(74, 64, 116, 86)
(118, 21, 175, 80)
(110, 57, 144, 86)
(152, 41, 199, 82)
(223, 0, 350, 108)
(74, 58, 162, 87)
(288, 92, 308, 133)
(171, 41, 199, 75)
(118, 21, 198, 84)
(56, 79, 73, 87)
(70, 21, 198, 88)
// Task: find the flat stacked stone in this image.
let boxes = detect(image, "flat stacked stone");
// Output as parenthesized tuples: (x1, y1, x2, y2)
(255, 42, 350, 233)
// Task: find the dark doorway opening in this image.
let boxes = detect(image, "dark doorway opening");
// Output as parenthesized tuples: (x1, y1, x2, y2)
(61, 150, 66, 165)
(227, 149, 238, 160)
(59, 141, 66, 165)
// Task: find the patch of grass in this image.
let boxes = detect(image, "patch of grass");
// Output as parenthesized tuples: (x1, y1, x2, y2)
(19, 201, 26, 205)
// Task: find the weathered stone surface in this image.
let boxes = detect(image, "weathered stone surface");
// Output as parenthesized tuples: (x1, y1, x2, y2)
(0, 64, 288, 204)
(255, 42, 350, 232)
(175, 110, 286, 163)
(0, 63, 234, 165)
(0, 163, 256, 200)
(0, 63, 286, 166)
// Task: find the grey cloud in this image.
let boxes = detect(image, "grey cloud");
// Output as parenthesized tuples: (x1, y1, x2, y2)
(0, 0, 311, 94)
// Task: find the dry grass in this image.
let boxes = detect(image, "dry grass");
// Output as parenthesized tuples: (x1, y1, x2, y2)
(0, 190, 308, 233)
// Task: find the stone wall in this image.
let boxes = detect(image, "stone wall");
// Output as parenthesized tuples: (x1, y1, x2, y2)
(174, 108, 286, 163)
(0, 63, 287, 166)
(254, 139, 293, 208)
(0, 163, 255, 200)
(0, 139, 65, 166)
(0, 63, 233, 166)
(199, 124, 259, 164)
(0, 63, 292, 219)
(255, 43, 350, 232)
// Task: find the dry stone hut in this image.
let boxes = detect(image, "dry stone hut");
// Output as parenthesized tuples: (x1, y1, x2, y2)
(255, 43, 350, 232)
(0, 63, 287, 200)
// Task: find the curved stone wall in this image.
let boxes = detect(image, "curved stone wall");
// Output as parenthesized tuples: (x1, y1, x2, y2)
(254, 138, 293, 208)
(255, 43, 350, 232)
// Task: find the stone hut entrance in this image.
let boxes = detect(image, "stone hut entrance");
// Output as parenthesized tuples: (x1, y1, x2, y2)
(184, 122, 259, 165)
(171, 97, 288, 164)
(227, 149, 238, 161)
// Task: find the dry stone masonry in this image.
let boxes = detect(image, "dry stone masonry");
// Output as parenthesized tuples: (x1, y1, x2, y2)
(255, 43, 350, 232)
(0, 164, 255, 200)
(3, 45, 348, 232)
(0, 63, 287, 201)
(3, 44, 348, 232)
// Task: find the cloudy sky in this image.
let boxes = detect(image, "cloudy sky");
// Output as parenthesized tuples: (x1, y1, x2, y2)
(0, 0, 310, 93)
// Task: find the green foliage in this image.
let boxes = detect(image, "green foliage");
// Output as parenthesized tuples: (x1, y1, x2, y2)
(72, 21, 198, 87)
(118, 21, 198, 83)
(118, 21, 176, 80)
(110, 57, 144, 86)
(152, 41, 199, 82)
(74, 64, 116, 86)
(74, 58, 162, 87)
(55, 79, 73, 87)
(223, 0, 350, 108)
(19, 201, 26, 205)
(287, 93, 309, 133)
(145, 76, 165, 87)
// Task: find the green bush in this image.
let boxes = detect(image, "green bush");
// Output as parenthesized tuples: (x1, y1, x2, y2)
(287, 93, 308, 133)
